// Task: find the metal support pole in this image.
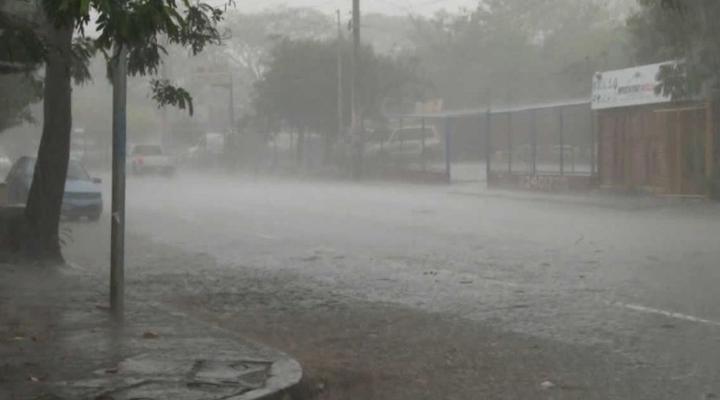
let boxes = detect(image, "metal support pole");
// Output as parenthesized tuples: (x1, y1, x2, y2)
(484, 110, 491, 186)
(421, 117, 426, 172)
(507, 113, 512, 173)
(160, 62, 169, 148)
(110, 45, 128, 321)
(228, 76, 234, 135)
(444, 116, 452, 182)
(336, 10, 344, 143)
(596, 114, 601, 177)
(559, 108, 564, 176)
(531, 109, 537, 176)
(591, 109, 597, 176)
(350, 0, 361, 179)
(705, 100, 714, 180)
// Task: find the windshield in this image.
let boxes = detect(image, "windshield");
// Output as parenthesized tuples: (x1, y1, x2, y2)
(18, 158, 90, 181)
(66, 161, 90, 180)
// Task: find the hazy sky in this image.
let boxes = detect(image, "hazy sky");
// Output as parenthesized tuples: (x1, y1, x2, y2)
(222, 0, 476, 16)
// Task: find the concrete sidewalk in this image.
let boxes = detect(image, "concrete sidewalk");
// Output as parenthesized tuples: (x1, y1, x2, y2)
(450, 183, 717, 211)
(0, 262, 302, 400)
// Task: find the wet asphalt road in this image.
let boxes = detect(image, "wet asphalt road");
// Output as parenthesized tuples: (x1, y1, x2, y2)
(66, 173, 720, 397)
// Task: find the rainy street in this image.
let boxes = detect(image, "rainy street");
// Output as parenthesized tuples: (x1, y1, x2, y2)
(65, 174, 720, 399)
(6, 1, 720, 398)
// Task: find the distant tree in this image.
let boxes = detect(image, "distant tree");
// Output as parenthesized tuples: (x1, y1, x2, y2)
(409, 0, 630, 107)
(167, 8, 415, 137)
(0, 0, 226, 261)
(252, 38, 425, 165)
(628, 0, 720, 99)
(151, 8, 335, 141)
(221, 8, 334, 83)
(362, 13, 416, 56)
(0, 74, 42, 133)
(0, 1, 43, 133)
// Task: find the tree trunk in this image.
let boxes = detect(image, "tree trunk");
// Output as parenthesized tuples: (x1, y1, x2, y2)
(23, 23, 73, 262)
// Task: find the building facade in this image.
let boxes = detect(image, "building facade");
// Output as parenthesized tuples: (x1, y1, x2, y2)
(593, 62, 716, 195)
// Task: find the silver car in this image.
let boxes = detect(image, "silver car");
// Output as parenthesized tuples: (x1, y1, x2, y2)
(5, 156, 103, 221)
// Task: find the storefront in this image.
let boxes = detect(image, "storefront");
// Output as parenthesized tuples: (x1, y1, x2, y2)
(593, 62, 716, 195)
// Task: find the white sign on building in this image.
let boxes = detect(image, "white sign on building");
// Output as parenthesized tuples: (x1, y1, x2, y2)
(591, 62, 675, 110)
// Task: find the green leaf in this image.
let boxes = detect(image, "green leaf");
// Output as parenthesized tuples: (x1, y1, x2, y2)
(150, 79, 194, 116)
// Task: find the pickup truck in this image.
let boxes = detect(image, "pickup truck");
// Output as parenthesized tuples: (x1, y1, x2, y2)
(130, 144, 175, 176)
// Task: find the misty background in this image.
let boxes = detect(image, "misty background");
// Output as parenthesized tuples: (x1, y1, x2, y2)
(0, 0, 638, 170)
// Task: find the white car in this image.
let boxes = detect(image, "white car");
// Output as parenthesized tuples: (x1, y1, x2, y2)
(129, 144, 175, 176)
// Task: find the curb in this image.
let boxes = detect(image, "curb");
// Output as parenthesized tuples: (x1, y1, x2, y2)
(229, 358, 303, 400)
(449, 188, 716, 211)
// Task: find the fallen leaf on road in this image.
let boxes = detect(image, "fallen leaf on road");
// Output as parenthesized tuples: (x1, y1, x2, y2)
(28, 375, 40, 382)
(104, 367, 119, 374)
(142, 331, 160, 339)
(540, 380, 555, 390)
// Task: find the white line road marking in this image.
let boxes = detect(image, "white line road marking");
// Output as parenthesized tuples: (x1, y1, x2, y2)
(613, 302, 720, 327)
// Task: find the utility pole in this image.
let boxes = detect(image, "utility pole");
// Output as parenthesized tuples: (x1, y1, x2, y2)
(228, 74, 235, 135)
(350, 0, 362, 179)
(160, 60, 169, 148)
(110, 45, 128, 322)
(336, 9, 344, 144)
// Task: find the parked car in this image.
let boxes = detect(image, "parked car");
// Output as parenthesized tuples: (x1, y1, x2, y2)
(130, 144, 175, 176)
(5, 156, 103, 221)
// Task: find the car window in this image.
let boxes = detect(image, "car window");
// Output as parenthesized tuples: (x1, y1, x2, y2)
(66, 161, 90, 181)
(5, 161, 20, 181)
(24, 158, 36, 176)
(8, 158, 90, 181)
(15, 157, 34, 177)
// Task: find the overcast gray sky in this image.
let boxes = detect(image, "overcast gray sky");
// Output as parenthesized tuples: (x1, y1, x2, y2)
(223, 0, 476, 16)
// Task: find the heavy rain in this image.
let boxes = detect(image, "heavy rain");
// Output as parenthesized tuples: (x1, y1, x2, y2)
(2, 0, 720, 399)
